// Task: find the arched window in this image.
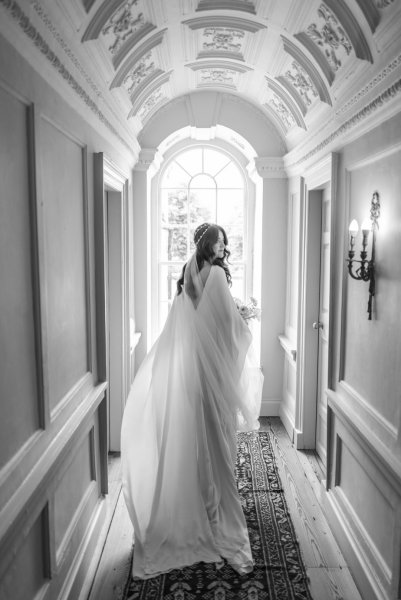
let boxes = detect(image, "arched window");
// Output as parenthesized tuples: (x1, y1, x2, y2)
(155, 145, 253, 335)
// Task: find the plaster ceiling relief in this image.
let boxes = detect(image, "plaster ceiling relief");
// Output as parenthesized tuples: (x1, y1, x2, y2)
(120, 50, 164, 101)
(186, 59, 252, 93)
(183, 16, 266, 62)
(198, 67, 238, 88)
(266, 92, 297, 131)
(200, 26, 246, 60)
(265, 77, 306, 131)
(137, 85, 168, 122)
(3, 0, 400, 161)
(302, 3, 352, 77)
(281, 60, 319, 111)
(82, 0, 157, 69)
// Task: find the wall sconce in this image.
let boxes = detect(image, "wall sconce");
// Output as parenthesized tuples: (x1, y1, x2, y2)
(346, 191, 380, 320)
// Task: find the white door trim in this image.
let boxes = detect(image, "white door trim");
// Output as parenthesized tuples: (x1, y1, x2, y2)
(294, 153, 339, 450)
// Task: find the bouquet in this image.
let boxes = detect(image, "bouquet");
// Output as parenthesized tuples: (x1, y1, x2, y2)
(233, 296, 261, 322)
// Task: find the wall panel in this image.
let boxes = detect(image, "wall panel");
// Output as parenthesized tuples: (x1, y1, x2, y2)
(342, 150, 401, 430)
(326, 400, 401, 600)
(0, 84, 40, 469)
(0, 508, 48, 600)
(39, 117, 90, 414)
(54, 431, 94, 556)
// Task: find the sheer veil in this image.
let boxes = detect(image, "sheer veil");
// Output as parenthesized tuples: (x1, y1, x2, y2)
(121, 251, 263, 579)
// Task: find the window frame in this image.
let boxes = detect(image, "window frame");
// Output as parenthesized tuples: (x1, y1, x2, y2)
(150, 141, 256, 343)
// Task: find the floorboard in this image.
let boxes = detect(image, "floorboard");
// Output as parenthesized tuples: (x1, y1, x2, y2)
(264, 417, 362, 600)
(87, 418, 363, 600)
(87, 456, 133, 600)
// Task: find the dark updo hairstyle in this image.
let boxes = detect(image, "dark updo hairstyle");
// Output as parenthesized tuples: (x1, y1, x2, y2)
(176, 223, 231, 295)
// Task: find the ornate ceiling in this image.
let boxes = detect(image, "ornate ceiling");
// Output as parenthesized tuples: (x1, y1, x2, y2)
(1, 0, 400, 163)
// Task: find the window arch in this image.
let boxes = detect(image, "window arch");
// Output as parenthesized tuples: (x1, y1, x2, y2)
(155, 144, 254, 336)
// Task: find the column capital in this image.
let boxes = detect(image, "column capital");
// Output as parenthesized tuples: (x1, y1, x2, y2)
(254, 156, 287, 179)
(134, 148, 159, 172)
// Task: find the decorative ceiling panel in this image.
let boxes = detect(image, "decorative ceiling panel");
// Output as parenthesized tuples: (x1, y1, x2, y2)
(1, 0, 400, 157)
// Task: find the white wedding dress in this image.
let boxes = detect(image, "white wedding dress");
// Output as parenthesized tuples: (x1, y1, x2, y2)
(121, 254, 263, 579)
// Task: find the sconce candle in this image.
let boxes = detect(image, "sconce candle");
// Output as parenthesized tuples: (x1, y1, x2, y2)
(346, 192, 380, 320)
(348, 219, 359, 252)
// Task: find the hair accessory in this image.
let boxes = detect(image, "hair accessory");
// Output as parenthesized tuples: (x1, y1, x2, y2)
(195, 223, 211, 246)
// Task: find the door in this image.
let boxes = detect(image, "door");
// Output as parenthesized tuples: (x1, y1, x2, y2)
(314, 186, 331, 466)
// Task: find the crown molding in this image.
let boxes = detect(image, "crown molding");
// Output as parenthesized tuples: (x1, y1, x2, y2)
(335, 52, 401, 116)
(285, 76, 401, 172)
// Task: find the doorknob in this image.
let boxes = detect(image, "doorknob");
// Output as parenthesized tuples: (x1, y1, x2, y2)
(312, 321, 323, 330)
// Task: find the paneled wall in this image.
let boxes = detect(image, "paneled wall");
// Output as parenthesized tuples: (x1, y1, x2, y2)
(325, 119, 401, 600)
(0, 33, 133, 600)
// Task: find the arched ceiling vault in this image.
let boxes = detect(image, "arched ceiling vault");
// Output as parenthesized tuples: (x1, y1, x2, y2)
(1, 0, 400, 165)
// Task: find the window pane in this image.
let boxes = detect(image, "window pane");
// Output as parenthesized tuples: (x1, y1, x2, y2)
(160, 190, 187, 225)
(190, 173, 215, 189)
(230, 264, 245, 301)
(203, 148, 230, 177)
(215, 161, 243, 188)
(188, 189, 216, 224)
(176, 148, 202, 176)
(159, 264, 183, 301)
(218, 189, 244, 261)
(163, 161, 191, 187)
(160, 227, 187, 261)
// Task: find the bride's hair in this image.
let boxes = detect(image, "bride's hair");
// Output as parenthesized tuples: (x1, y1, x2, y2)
(176, 223, 232, 295)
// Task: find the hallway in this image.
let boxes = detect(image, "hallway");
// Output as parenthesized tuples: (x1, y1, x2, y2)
(1, 1, 401, 599)
(88, 418, 362, 600)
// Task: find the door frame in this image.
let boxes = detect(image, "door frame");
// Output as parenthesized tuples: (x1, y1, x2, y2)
(94, 154, 130, 487)
(295, 153, 338, 452)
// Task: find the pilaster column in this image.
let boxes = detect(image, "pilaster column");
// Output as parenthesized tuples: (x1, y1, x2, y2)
(132, 148, 158, 371)
(254, 156, 288, 416)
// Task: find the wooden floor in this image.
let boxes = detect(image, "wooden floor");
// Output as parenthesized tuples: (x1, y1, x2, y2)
(86, 417, 363, 600)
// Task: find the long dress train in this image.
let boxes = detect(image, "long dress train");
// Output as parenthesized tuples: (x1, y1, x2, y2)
(121, 255, 263, 579)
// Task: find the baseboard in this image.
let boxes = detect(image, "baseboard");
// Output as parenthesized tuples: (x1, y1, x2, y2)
(76, 485, 123, 600)
(260, 398, 281, 417)
(279, 402, 295, 442)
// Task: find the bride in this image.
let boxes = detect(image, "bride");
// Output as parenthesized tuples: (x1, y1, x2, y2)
(121, 222, 263, 579)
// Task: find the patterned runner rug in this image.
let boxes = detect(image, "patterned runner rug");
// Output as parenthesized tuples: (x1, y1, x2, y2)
(122, 431, 312, 599)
